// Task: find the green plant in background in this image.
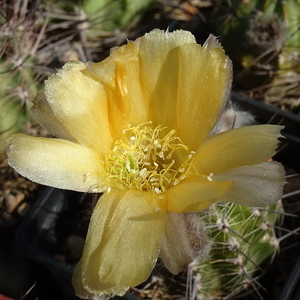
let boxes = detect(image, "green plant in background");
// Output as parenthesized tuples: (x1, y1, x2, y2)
(0, 1, 40, 157)
(83, 0, 155, 32)
(190, 200, 283, 300)
(264, 0, 300, 110)
(210, 0, 300, 111)
(210, 0, 284, 87)
(0, 73, 34, 156)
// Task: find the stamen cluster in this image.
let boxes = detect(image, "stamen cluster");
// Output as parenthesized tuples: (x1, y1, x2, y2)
(105, 123, 197, 193)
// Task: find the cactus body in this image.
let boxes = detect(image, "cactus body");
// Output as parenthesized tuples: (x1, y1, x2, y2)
(193, 201, 282, 299)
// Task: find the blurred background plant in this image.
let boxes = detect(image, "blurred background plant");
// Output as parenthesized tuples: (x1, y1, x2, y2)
(209, 0, 300, 112)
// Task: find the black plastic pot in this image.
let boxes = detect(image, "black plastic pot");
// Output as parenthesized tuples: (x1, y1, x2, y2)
(15, 187, 83, 300)
(278, 254, 300, 300)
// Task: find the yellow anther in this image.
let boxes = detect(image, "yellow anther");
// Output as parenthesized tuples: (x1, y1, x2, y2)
(104, 123, 198, 192)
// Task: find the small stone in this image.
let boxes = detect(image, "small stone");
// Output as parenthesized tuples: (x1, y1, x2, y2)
(4, 194, 19, 213)
(17, 201, 29, 216)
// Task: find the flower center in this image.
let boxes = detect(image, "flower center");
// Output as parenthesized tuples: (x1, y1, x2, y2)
(104, 122, 197, 193)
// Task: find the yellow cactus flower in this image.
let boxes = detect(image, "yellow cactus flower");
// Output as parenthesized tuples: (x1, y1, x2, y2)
(7, 29, 285, 299)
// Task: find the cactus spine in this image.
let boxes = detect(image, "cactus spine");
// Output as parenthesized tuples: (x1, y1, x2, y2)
(191, 201, 283, 300)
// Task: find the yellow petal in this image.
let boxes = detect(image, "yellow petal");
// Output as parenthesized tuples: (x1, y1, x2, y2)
(175, 35, 232, 150)
(83, 43, 149, 138)
(138, 29, 197, 131)
(138, 29, 196, 100)
(81, 29, 230, 147)
(166, 177, 233, 213)
(161, 212, 211, 274)
(138, 31, 231, 150)
(7, 134, 105, 192)
(214, 161, 285, 206)
(85, 29, 198, 137)
(44, 61, 112, 155)
(73, 260, 129, 299)
(31, 92, 75, 141)
(193, 124, 283, 175)
(160, 212, 193, 274)
(73, 190, 166, 298)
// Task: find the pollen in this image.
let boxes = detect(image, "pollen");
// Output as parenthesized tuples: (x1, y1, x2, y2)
(105, 122, 198, 193)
